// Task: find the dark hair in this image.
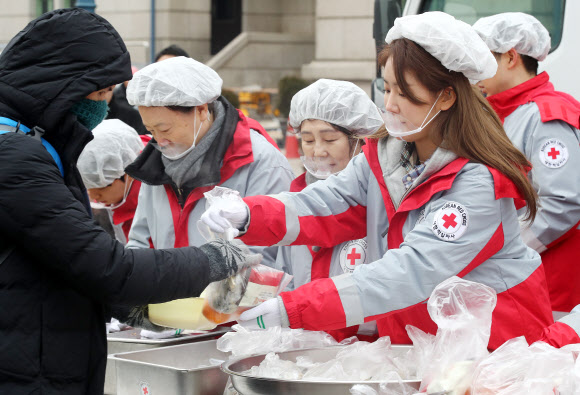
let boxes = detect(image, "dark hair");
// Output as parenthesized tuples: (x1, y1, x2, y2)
(167, 102, 215, 114)
(492, 52, 538, 76)
(377, 38, 537, 220)
(154, 44, 190, 62)
(521, 54, 539, 75)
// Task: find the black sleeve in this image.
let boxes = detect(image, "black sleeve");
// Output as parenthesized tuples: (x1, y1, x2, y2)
(0, 134, 212, 305)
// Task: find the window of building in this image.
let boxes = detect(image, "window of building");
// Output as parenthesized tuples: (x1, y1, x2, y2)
(36, 0, 54, 16)
(421, 0, 565, 52)
(37, 0, 77, 16)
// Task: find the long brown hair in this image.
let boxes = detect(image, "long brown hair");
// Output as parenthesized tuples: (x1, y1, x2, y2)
(376, 38, 537, 220)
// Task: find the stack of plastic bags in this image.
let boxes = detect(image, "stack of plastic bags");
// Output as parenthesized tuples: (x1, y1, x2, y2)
(471, 337, 580, 394)
(220, 276, 580, 395)
(217, 323, 353, 357)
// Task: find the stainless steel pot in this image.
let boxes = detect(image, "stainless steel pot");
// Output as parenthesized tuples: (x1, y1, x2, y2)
(222, 345, 420, 395)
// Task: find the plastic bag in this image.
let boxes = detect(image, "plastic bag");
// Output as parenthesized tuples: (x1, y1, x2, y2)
(350, 375, 418, 395)
(471, 337, 578, 395)
(406, 276, 497, 394)
(198, 188, 292, 325)
(246, 352, 304, 380)
(216, 324, 349, 357)
(197, 186, 247, 241)
(203, 264, 292, 324)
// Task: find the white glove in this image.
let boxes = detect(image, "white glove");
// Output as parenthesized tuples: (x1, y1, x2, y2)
(200, 197, 249, 236)
(140, 328, 183, 339)
(237, 298, 281, 330)
(106, 318, 129, 334)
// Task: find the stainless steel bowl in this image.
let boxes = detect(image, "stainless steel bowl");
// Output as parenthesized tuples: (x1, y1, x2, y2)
(222, 345, 420, 395)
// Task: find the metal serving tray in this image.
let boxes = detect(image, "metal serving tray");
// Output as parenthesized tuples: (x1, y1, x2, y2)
(222, 345, 420, 395)
(105, 328, 230, 394)
(109, 339, 230, 395)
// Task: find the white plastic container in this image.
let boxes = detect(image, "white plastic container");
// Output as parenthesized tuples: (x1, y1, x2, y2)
(149, 296, 217, 331)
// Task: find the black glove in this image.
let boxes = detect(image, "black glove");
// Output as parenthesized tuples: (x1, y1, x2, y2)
(110, 304, 168, 332)
(199, 239, 262, 282)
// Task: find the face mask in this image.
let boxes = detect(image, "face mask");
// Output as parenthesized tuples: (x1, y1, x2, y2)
(380, 90, 443, 138)
(89, 178, 133, 210)
(152, 111, 204, 160)
(70, 99, 109, 131)
(301, 139, 360, 179)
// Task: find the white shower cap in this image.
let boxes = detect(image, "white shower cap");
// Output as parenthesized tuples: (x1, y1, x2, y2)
(126, 56, 223, 107)
(289, 79, 383, 136)
(78, 119, 144, 189)
(385, 11, 497, 84)
(473, 12, 551, 61)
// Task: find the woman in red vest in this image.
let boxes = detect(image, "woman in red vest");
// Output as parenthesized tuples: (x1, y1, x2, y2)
(201, 12, 554, 349)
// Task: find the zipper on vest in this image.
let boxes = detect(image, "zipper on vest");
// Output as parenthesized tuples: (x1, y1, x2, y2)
(176, 187, 185, 208)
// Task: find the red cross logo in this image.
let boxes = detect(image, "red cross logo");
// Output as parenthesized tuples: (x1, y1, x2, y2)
(442, 213, 457, 229)
(142, 386, 149, 395)
(548, 147, 560, 160)
(347, 248, 361, 266)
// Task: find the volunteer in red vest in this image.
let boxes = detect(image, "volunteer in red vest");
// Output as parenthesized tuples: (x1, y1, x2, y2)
(125, 56, 294, 265)
(201, 12, 554, 349)
(473, 13, 580, 318)
(78, 119, 149, 244)
(277, 78, 383, 341)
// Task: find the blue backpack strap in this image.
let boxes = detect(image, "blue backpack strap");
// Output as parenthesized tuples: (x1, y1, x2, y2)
(0, 118, 64, 177)
(39, 137, 64, 177)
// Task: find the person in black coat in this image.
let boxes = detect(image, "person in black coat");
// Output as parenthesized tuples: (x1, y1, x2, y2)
(0, 8, 256, 395)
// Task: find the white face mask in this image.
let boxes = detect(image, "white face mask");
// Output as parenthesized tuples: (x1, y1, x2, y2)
(301, 139, 360, 179)
(89, 178, 133, 210)
(151, 111, 204, 160)
(380, 90, 443, 138)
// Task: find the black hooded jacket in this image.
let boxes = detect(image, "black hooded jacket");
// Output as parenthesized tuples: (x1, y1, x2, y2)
(0, 9, 216, 394)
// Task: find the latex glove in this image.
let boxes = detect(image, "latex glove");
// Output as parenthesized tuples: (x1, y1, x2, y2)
(200, 197, 249, 236)
(140, 328, 183, 339)
(106, 318, 129, 334)
(237, 298, 281, 330)
(200, 239, 263, 282)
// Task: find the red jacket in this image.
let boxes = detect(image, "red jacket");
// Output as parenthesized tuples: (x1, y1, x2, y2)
(286, 173, 378, 342)
(241, 139, 553, 349)
(488, 72, 580, 312)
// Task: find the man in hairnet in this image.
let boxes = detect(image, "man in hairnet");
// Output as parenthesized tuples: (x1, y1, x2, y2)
(78, 119, 150, 244)
(474, 13, 580, 319)
(124, 56, 295, 265)
(0, 9, 260, 394)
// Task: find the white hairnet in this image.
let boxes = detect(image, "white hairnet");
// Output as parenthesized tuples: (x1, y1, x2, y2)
(385, 11, 497, 84)
(78, 119, 144, 189)
(289, 79, 383, 136)
(473, 12, 550, 61)
(126, 56, 223, 107)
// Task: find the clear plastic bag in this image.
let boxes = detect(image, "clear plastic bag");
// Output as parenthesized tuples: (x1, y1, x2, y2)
(202, 264, 292, 324)
(406, 276, 497, 394)
(216, 324, 348, 357)
(350, 376, 418, 395)
(471, 337, 578, 395)
(198, 187, 292, 325)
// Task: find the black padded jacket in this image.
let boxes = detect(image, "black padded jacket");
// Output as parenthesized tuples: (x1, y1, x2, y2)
(0, 9, 215, 394)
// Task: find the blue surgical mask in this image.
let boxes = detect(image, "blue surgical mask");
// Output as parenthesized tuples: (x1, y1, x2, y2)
(70, 99, 109, 131)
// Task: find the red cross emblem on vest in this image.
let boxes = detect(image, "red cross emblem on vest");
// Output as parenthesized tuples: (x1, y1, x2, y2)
(540, 139, 569, 169)
(547, 147, 560, 160)
(441, 213, 458, 229)
(432, 201, 469, 241)
(340, 239, 368, 273)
